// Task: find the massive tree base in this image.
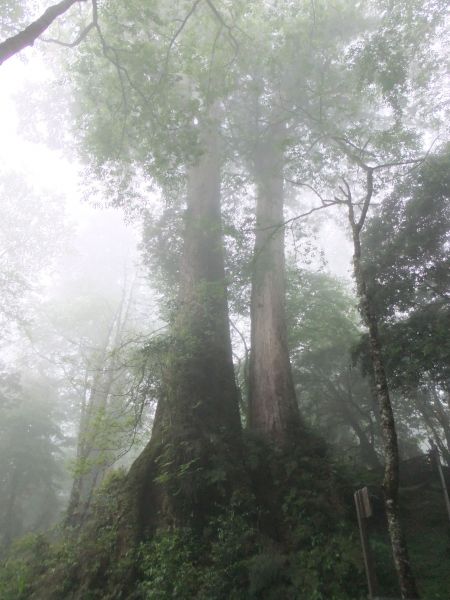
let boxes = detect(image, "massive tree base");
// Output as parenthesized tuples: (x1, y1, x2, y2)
(0, 429, 370, 600)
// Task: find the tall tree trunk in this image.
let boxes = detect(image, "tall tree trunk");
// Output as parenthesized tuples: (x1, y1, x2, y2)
(70, 116, 244, 600)
(66, 288, 130, 526)
(350, 218, 419, 599)
(123, 112, 242, 539)
(66, 367, 109, 525)
(248, 125, 301, 443)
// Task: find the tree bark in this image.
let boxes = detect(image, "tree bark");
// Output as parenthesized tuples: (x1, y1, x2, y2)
(68, 116, 244, 600)
(0, 0, 86, 65)
(350, 218, 419, 599)
(122, 112, 242, 539)
(248, 124, 301, 443)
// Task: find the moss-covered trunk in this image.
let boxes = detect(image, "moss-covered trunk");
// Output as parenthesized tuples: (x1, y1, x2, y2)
(120, 113, 243, 543)
(350, 214, 419, 599)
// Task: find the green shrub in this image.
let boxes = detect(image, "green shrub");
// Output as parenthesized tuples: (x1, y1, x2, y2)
(0, 534, 51, 600)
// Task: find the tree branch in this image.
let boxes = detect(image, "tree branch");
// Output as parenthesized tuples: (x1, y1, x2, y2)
(254, 201, 341, 234)
(41, 0, 97, 48)
(0, 0, 87, 65)
(205, 0, 238, 51)
(332, 135, 437, 232)
(160, 0, 203, 81)
(357, 167, 373, 232)
(285, 178, 341, 206)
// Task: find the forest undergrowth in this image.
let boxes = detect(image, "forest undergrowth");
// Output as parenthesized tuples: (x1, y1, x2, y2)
(1, 432, 449, 599)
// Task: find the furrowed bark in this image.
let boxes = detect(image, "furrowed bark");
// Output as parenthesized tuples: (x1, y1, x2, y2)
(248, 124, 301, 443)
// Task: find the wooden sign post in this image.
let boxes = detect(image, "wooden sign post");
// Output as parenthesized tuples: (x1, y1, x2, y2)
(354, 486, 378, 599)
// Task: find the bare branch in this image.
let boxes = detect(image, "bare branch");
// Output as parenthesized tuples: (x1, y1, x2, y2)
(339, 176, 357, 229)
(285, 178, 338, 206)
(41, 22, 94, 47)
(335, 135, 377, 159)
(206, 24, 223, 102)
(333, 136, 373, 172)
(372, 157, 422, 172)
(254, 201, 341, 234)
(230, 318, 249, 357)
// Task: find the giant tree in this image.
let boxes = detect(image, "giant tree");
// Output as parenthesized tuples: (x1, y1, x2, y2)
(228, 1, 364, 443)
(67, 0, 247, 544)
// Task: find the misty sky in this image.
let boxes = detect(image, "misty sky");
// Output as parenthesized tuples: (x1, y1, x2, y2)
(0, 45, 353, 309)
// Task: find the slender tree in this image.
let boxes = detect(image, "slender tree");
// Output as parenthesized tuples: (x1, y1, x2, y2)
(66, 285, 133, 525)
(336, 152, 419, 599)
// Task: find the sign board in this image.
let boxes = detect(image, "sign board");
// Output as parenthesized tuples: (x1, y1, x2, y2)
(354, 487, 378, 598)
(360, 486, 373, 518)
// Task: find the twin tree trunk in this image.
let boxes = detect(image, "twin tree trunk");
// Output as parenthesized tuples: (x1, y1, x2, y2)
(122, 114, 242, 539)
(248, 125, 301, 443)
(351, 222, 419, 600)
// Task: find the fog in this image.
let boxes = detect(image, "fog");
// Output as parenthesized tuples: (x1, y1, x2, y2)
(0, 3, 448, 598)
